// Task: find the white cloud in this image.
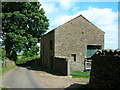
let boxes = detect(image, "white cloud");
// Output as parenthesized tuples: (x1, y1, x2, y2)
(105, 41, 117, 44)
(51, 15, 76, 28)
(73, 7, 80, 12)
(56, 0, 73, 9)
(40, 2, 58, 15)
(39, 0, 74, 11)
(76, 7, 118, 26)
(105, 41, 118, 49)
(119, 31, 120, 48)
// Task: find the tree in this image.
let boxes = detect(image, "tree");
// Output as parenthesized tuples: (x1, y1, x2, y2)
(2, 2, 49, 61)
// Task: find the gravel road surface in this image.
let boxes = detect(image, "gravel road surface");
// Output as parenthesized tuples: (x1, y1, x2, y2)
(2, 67, 45, 88)
(3, 67, 89, 89)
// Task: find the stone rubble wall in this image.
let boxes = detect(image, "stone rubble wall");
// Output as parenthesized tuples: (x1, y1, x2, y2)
(3, 59, 15, 67)
(89, 49, 120, 88)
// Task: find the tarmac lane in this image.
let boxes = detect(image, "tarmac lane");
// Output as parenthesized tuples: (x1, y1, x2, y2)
(2, 67, 45, 88)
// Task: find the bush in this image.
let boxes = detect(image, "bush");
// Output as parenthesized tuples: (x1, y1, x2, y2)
(0, 48, 6, 60)
(16, 55, 40, 64)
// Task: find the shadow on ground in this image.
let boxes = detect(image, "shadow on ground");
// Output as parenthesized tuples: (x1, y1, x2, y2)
(27, 66, 63, 76)
(17, 61, 64, 76)
(64, 83, 89, 90)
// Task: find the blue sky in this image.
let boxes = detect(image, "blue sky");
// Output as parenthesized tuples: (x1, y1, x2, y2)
(38, 0, 119, 49)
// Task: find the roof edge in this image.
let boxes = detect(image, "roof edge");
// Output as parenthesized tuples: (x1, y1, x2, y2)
(80, 15, 105, 33)
(42, 15, 105, 36)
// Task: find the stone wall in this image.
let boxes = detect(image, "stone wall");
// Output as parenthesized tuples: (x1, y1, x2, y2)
(69, 60, 83, 72)
(3, 59, 15, 66)
(53, 57, 68, 76)
(17, 59, 40, 67)
(41, 30, 55, 69)
(89, 49, 120, 88)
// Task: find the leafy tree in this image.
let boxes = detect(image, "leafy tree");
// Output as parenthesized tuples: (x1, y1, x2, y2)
(23, 45, 39, 57)
(2, 2, 49, 61)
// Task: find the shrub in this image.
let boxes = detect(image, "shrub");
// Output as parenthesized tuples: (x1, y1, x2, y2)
(16, 55, 40, 64)
(0, 48, 6, 60)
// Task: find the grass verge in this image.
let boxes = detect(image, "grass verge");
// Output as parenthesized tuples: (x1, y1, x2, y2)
(1, 65, 18, 89)
(71, 71, 90, 78)
(2, 65, 18, 74)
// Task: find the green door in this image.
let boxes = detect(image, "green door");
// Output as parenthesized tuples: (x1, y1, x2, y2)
(87, 49, 98, 57)
(87, 45, 101, 57)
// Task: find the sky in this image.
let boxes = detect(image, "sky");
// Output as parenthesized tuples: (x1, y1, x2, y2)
(38, 0, 119, 49)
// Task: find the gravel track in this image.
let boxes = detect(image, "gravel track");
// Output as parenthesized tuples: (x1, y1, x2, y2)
(3, 67, 89, 89)
(2, 67, 45, 88)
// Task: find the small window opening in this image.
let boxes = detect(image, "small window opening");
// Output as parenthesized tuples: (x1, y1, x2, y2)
(71, 54, 76, 61)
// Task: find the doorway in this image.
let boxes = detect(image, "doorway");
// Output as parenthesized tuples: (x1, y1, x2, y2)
(86, 45, 101, 58)
(50, 55, 54, 70)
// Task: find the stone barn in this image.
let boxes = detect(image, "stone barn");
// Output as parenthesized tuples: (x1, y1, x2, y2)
(40, 15, 104, 75)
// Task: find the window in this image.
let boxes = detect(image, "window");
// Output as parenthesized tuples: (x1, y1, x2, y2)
(71, 54, 76, 61)
(50, 39, 53, 50)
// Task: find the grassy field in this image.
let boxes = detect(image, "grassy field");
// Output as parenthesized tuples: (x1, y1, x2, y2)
(71, 71, 90, 78)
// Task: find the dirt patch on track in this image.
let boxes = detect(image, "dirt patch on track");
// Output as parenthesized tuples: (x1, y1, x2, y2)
(31, 70, 89, 88)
